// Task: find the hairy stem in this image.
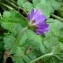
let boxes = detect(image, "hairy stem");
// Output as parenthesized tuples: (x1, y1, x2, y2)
(51, 14, 63, 22)
(5, 0, 27, 15)
(30, 52, 53, 63)
(0, 2, 13, 10)
(9, 27, 28, 52)
(5, 0, 18, 9)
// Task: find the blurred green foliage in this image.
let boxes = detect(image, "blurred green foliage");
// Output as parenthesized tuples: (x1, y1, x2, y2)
(0, 0, 63, 63)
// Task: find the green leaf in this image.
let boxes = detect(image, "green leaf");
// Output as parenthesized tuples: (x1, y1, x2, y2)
(1, 10, 28, 36)
(26, 29, 46, 53)
(1, 10, 28, 27)
(3, 27, 45, 63)
(41, 19, 63, 63)
(22, 1, 33, 12)
(17, 0, 33, 12)
(17, 0, 26, 7)
(48, 0, 61, 10)
(33, 0, 62, 18)
(1, 9, 45, 63)
(17, 0, 62, 17)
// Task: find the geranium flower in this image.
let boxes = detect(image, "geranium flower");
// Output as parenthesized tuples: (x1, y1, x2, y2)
(27, 9, 49, 35)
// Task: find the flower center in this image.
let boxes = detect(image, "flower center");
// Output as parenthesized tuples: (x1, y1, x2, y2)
(28, 20, 38, 30)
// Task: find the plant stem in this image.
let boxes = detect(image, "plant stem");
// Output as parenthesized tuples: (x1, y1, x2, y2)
(3, 27, 27, 62)
(5, 0, 28, 16)
(5, 0, 18, 9)
(30, 52, 53, 63)
(10, 0, 17, 5)
(9, 27, 28, 52)
(51, 14, 63, 22)
(0, 2, 13, 10)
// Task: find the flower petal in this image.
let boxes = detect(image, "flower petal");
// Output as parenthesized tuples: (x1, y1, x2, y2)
(27, 14, 31, 20)
(27, 9, 49, 35)
(35, 24, 49, 35)
(36, 29, 44, 35)
(27, 9, 34, 21)
(30, 9, 34, 18)
(34, 15, 46, 25)
(32, 10, 42, 20)
(38, 23, 48, 28)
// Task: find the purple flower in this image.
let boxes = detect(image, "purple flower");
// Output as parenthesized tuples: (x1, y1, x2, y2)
(27, 9, 49, 35)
